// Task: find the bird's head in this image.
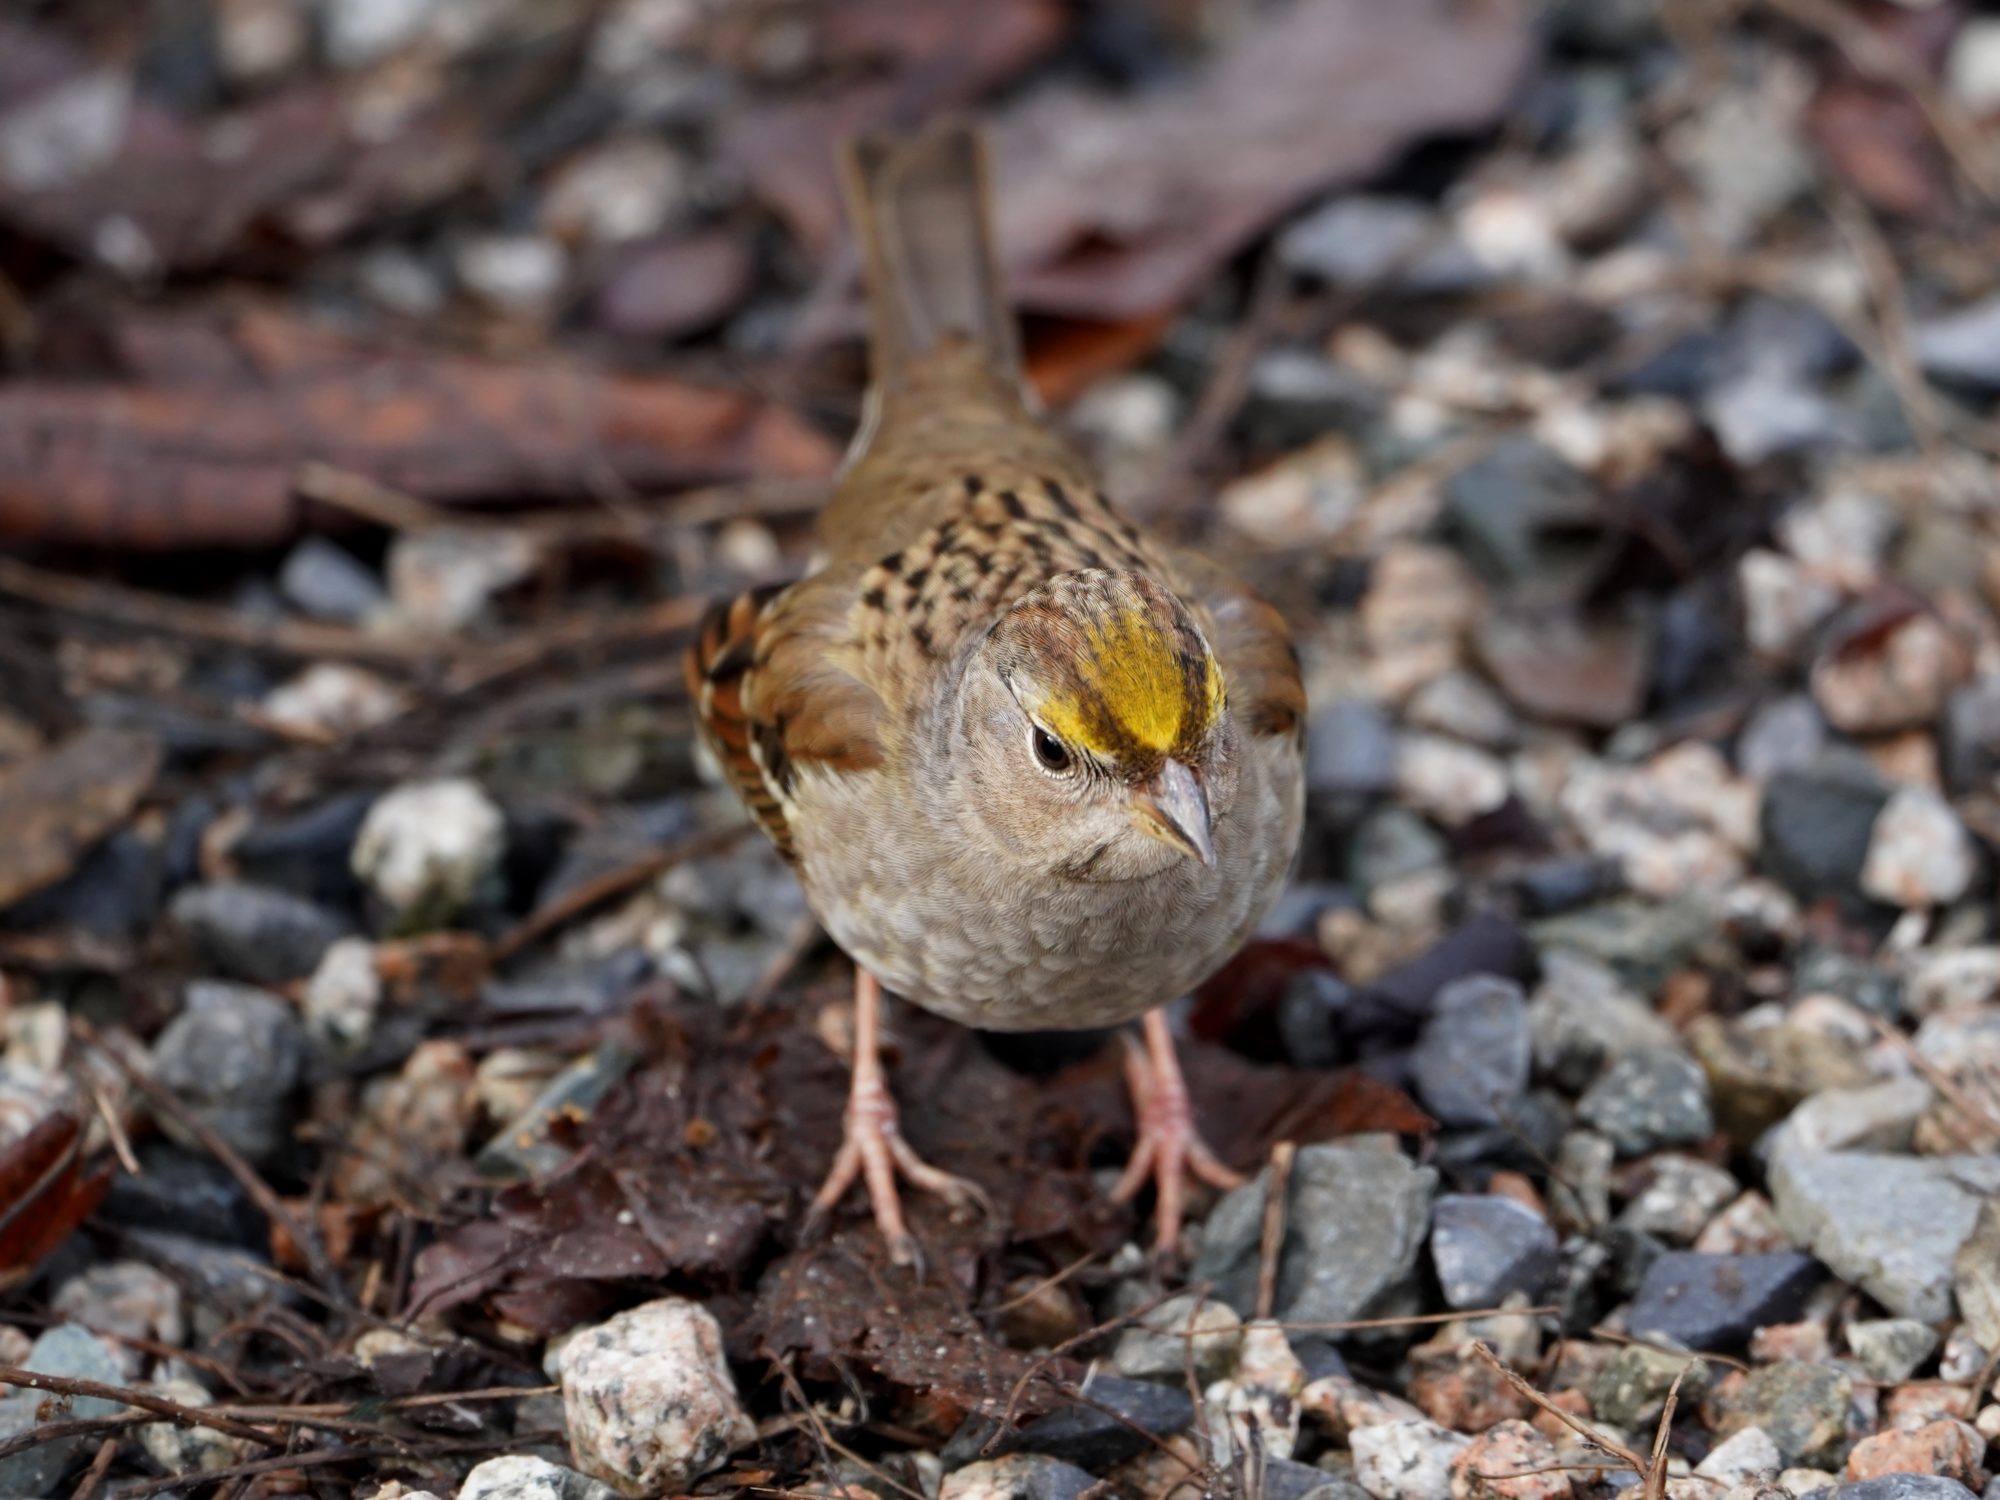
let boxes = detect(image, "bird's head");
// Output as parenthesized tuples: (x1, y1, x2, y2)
(944, 568, 1240, 882)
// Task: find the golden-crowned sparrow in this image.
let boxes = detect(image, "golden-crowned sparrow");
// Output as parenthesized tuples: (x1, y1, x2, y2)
(687, 122, 1306, 1262)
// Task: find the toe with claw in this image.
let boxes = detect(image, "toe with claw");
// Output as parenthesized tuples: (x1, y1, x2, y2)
(1112, 1009, 1244, 1257)
(809, 970, 991, 1266)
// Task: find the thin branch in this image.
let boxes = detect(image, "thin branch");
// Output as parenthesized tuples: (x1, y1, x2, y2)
(0, 1366, 280, 1452)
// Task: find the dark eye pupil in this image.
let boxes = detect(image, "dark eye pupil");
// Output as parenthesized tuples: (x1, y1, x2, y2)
(1032, 727, 1071, 771)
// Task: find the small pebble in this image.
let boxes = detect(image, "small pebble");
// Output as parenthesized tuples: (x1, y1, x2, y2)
(1844, 1420, 1987, 1488)
(939, 1455, 1099, 1500)
(151, 980, 307, 1166)
(1410, 976, 1531, 1128)
(458, 1454, 619, 1500)
(557, 1298, 756, 1494)
(1429, 1194, 1560, 1309)
(1577, 1047, 1714, 1156)
(1113, 1292, 1243, 1383)
(1847, 1319, 1940, 1384)
(1860, 788, 1976, 909)
(1351, 1418, 1472, 1500)
(1450, 1419, 1570, 1500)
(352, 778, 506, 923)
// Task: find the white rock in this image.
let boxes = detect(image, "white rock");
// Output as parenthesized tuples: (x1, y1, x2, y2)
(558, 1298, 755, 1495)
(303, 938, 383, 1051)
(455, 233, 569, 317)
(0, 70, 131, 194)
(1776, 1470, 1839, 1498)
(1861, 787, 1975, 908)
(1455, 184, 1569, 283)
(1696, 1425, 1781, 1485)
(1739, 550, 1840, 660)
(1205, 1320, 1306, 1464)
(262, 663, 409, 736)
(1405, 670, 1518, 749)
(1811, 614, 1968, 734)
(216, 0, 312, 85)
(940, 1456, 1097, 1500)
(52, 1262, 185, 1376)
(541, 136, 691, 247)
(1776, 488, 1899, 592)
(324, 0, 435, 67)
(1558, 742, 1757, 899)
(352, 778, 505, 919)
(1396, 734, 1509, 827)
(1907, 946, 2000, 1017)
(1765, 1077, 1933, 1161)
(459, 1454, 618, 1500)
(1352, 1418, 1473, 1500)
(1946, 18, 2000, 114)
(1113, 1291, 1243, 1382)
(137, 1378, 241, 1476)
(1221, 437, 1365, 550)
(386, 526, 541, 632)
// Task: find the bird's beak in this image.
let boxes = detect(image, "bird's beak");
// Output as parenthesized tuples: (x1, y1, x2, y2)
(1131, 758, 1215, 867)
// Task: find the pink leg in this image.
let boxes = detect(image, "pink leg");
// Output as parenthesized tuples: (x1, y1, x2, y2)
(1112, 1009, 1245, 1257)
(809, 970, 990, 1265)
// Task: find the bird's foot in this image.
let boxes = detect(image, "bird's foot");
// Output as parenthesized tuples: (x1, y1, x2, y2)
(807, 971, 991, 1267)
(1111, 1010, 1244, 1259)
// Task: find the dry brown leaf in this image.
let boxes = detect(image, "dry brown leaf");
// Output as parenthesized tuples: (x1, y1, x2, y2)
(0, 306, 837, 550)
(0, 725, 162, 909)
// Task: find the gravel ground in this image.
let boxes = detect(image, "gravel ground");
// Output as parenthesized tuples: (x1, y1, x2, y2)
(0, 2, 1999, 1498)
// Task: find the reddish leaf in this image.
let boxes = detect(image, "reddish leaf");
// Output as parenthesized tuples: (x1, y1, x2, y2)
(0, 1113, 111, 1286)
(0, 305, 837, 550)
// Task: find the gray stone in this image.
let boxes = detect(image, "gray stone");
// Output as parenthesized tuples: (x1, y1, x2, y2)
(278, 537, 386, 623)
(169, 881, 350, 984)
(1347, 807, 1450, 892)
(1443, 437, 1602, 591)
(1409, 976, 1530, 1127)
(1705, 374, 1851, 465)
(1588, 1340, 1711, 1429)
(1834, 1481, 1977, 1500)
(1194, 1142, 1436, 1330)
(940, 1455, 1100, 1500)
(458, 1455, 619, 1500)
(1577, 1047, 1714, 1156)
(1627, 1251, 1824, 1352)
(151, 981, 306, 1166)
(1943, 676, 2000, 795)
(983, 1376, 1195, 1468)
(1277, 195, 1440, 287)
(1350, 1418, 1471, 1500)
(0, 1325, 126, 1498)
(1762, 1077, 1932, 1161)
(1616, 1153, 1742, 1243)
(1791, 946, 1901, 1020)
(1738, 695, 1828, 781)
(1429, 1194, 1558, 1309)
(1112, 1292, 1243, 1383)
(1529, 898, 1718, 992)
(1715, 1361, 1854, 1469)
(1912, 294, 2000, 390)
(1769, 1151, 2000, 1321)
(1845, 1318, 1938, 1383)
(1760, 757, 1892, 903)
(1308, 698, 1400, 800)
(1529, 950, 1678, 1092)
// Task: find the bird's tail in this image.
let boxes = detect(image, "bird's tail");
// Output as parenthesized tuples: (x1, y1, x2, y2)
(837, 122, 1021, 393)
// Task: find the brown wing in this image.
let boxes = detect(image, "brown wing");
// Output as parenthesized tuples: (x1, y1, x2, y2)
(684, 572, 886, 863)
(1168, 549, 1307, 744)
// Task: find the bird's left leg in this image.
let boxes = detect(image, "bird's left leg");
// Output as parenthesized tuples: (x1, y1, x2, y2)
(1111, 1008, 1244, 1256)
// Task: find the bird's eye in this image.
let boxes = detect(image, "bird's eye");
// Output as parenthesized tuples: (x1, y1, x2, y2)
(1031, 725, 1072, 772)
